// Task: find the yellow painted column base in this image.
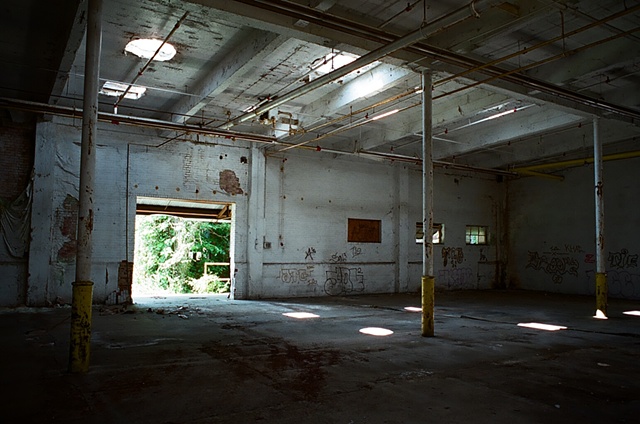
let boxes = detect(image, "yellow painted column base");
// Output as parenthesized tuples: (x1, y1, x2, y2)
(69, 280, 94, 373)
(595, 272, 608, 318)
(421, 275, 435, 337)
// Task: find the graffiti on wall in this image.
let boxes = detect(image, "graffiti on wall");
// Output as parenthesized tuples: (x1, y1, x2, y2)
(305, 247, 316, 261)
(442, 247, 464, 268)
(608, 249, 638, 269)
(438, 268, 475, 290)
(526, 247, 580, 284)
(479, 248, 488, 263)
(584, 269, 640, 299)
(324, 266, 365, 296)
(328, 252, 347, 263)
(279, 266, 318, 287)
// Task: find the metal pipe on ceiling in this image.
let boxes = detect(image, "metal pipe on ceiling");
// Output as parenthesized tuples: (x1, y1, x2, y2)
(114, 11, 189, 112)
(221, 0, 499, 130)
(0, 97, 276, 144)
(289, 23, 640, 156)
(511, 150, 640, 173)
(0, 97, 535, 178)
(435, 3, 640, 89)
(240, 0, 640, 123)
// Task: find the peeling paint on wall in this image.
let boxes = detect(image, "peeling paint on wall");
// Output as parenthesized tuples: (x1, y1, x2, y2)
(219, 169, 243, 195)
(56, 194, 78, 261)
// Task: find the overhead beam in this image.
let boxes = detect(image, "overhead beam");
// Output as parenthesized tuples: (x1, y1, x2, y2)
(49, 0, 87, 105)
(360, 87, 512, 150)
(169, 28, 283, 124)
(183, 0, 640, 126)
(526, 37, 640, 86)
(298, 64, 416, 128)
(435, 106, 583, 159)
(441, 118, 640, 169)
(428, 0, 556, 53)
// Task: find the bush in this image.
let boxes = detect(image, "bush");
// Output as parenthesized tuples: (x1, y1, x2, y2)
(189, 275, 230, 294)
(134, 215, 230, 294)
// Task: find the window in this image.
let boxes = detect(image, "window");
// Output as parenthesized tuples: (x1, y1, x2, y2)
(466, 225, 488, 245)
(416, 223, 444, 244)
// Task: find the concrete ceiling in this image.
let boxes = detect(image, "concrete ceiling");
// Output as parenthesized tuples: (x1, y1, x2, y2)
(1, 0, 639, 174)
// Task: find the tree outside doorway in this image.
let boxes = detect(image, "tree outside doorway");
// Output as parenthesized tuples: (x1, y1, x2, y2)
(133, 214, 231, 295)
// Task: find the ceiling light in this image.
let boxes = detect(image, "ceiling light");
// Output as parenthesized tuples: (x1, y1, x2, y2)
(99, 81, 146, 100)
(125, 39, 177, 61)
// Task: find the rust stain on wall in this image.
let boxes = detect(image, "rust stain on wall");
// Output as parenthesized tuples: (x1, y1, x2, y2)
(219, 169, 243, 195)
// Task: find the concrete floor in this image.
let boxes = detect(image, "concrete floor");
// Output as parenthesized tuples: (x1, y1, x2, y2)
(3, 290, 639, 423)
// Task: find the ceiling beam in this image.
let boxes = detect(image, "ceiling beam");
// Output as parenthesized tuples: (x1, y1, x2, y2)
(183, 0, 640, 126)
(298, 64, 416, 128)
(458, 118, 640, 169)
(434, 106, 584, 159)
(168, 28, 284, 124)
(49, 0, 87, 105)
(428, 0, 557, 53)
(360, 87, 512, 150)
(526, 37, 640, 86)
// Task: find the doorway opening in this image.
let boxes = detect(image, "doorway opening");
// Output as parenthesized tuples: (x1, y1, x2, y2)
(132, 197, 233, 301)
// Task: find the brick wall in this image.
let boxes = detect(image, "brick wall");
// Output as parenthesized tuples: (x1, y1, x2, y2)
(0, 122, 35, 200)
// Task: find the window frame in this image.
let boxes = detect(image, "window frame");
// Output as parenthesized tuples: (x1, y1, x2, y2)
(465, 225, 488, 245)
(416, 222, 444, 245)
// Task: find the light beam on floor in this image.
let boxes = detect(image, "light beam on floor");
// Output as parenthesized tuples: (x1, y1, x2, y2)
(404, 306, 422, 312)
(517, 322, 567, 331)
(283, 312, 320, 319)
(359, 327, 394, 336)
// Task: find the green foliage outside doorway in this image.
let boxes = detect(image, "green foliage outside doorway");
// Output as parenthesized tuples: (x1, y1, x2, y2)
(133, 215, 231, 294)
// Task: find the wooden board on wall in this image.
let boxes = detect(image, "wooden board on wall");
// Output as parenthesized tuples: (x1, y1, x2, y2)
(347, 218, 381, 243)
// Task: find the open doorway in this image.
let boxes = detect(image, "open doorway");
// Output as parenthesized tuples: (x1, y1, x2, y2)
(132, 197, 233, 302)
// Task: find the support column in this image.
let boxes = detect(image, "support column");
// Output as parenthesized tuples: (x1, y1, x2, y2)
(421, 70, 435, 337)
(593, 117, 607, 318)
(69, 0, 102, 373)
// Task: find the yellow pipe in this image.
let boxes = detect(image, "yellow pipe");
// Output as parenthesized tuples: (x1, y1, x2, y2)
(513, 150, 640, 173)
(421, 276, 435, 337)
(515, 169, 564, 181)
(595, 272, 608, 318)
(69, 280, 94, 373)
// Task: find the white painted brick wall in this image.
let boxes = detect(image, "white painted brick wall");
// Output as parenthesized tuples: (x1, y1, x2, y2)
(508, 158, 640, 300)
(25, 117, 505, 305)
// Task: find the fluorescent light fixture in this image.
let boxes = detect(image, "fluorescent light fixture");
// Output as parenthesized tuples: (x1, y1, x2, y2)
(282, 312, 319, 319)
(623, 310, 640, 316)
(372, 109, 399, 121)
(404, 306, 422, 312)
(125, 39, 177, 61)
(99, 81, 146, 100)
(359, 327, 394, 336)
(517, 322, 567, 331)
